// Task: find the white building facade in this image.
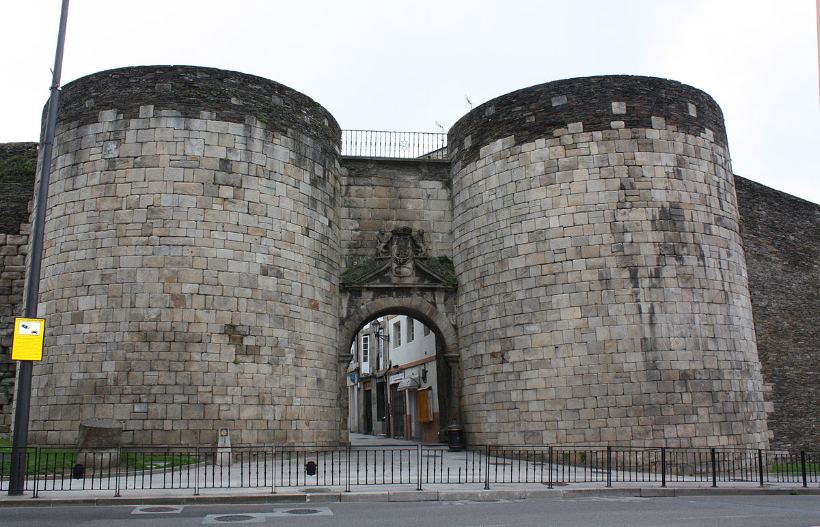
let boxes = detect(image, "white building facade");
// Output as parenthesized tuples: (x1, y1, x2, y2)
(348, 315, 440, 442)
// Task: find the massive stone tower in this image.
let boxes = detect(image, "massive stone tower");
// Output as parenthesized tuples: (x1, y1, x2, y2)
(29, 66, 342, 445)
(448, 76, 769, 448)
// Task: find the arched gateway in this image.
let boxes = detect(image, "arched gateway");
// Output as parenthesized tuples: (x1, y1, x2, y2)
(338, 227, 461, 441)
(18, 66, 771, 450)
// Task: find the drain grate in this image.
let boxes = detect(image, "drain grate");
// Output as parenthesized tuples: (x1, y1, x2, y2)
(204, 507, 333, 523)
(203, 514, 265, 524)
(284, 509, 320, 515)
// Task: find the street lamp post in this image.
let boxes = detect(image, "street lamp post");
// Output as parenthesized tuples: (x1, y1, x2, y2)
(369, 318, 391, 436)
(8, 0, 70, 496)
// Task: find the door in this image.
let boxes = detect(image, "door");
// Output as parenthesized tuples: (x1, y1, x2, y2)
(390, 384, 405, 438)
(363, 388, 373, 435)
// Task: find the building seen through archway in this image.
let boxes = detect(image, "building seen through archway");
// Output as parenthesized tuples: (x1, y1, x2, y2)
(347, 315, 440, 442)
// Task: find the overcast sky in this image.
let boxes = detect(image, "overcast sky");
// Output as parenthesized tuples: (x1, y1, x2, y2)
(1, 1, 818, 203)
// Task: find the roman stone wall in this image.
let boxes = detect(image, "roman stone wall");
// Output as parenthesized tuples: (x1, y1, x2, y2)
(4, 69, 813, 450)
(339, 158, 452, 269)
(735, 176, 820, 450)
(0, 142, 37, 434)
(29, 66, 342, 446)
(449, 76, 769, 448)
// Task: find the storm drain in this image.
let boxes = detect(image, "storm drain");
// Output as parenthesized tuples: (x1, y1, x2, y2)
(203, 514, 265, 524)
(132, 505, 184, 514)
(203, 507, 333, 524)
(284, 509, 320, 515)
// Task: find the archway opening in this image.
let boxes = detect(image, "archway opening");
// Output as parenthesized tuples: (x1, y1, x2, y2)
(341, 306, 459, 445)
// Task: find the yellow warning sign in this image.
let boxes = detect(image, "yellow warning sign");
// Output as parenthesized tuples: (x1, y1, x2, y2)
(11, 318, 45, 361)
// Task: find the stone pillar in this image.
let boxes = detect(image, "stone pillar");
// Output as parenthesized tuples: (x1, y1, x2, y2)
(449, 76, 769, 448)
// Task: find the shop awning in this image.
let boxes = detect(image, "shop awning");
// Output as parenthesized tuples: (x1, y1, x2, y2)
(396, 377, 420, 391)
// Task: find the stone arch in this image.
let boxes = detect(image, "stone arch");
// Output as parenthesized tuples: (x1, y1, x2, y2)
(340, 296, 457, 355)
(338, 293, 461, 443)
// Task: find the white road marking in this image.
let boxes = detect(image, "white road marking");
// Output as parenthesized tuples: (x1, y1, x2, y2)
(131, 505, 184, 514)
(574, 496, 648, 503)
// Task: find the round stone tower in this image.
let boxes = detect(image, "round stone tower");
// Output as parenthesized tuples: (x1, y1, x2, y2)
(30, 66, 342, 445)
(449, 76, 769, 448)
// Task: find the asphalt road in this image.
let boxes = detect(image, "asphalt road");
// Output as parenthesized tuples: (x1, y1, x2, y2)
(2, 495, 819, 526)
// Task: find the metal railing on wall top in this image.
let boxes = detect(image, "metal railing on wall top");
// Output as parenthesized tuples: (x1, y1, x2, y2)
(341, 130, 447, 160)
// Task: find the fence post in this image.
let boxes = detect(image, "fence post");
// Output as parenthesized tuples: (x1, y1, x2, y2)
(114, 446, 121, 497)
(548, 446, 553, 490)
(194, 447, 200, 496)
(661, 448, 666, 488)
(800, 451, 807, 488)
(32, 447, 39, 499)
(484, 445, 490, 490)
(271, 445, 276, 494)
(710, 448, 717, 487)
(606, 446, 612, 488)
(757, 449, 764, 487)
(345, 444, 351, 493)
(417, 444, 423, 491)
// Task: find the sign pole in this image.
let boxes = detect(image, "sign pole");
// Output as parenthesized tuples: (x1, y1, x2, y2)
(8, 0, 70, 496)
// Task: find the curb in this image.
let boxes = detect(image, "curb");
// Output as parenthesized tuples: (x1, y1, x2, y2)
(0, 486, 818, 508)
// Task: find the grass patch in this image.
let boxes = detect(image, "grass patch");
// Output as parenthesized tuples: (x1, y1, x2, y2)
(0, 439, 77, 476)
(1, 439, 197, 476)
(771, 462, 819, 473)
(120, 452, 199, 471)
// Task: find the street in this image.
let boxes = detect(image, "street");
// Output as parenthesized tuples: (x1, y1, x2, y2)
(2, 495, 819, 526)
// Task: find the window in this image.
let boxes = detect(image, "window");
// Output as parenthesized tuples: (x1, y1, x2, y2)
(423, 324, 430, 336)
(393, 321, 401, 347)
(361, 335, 370, 364)
(407, 319, 415, 343)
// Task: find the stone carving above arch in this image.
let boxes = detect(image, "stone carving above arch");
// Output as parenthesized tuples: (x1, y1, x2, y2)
(340, 224, 459, 345)
(342, 227, 457, 289)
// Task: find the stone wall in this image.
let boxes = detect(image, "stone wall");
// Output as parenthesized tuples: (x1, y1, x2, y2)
(339, 158, 452, 268)
(735, 176, 820, 450)
(449, 76, 769, 448)
(0, 142, 37, 435)
(29, 66, 343, 446)
(2, 69, 812, 450)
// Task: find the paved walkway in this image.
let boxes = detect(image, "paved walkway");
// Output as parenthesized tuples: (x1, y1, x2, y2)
(349, 433, 430, 447)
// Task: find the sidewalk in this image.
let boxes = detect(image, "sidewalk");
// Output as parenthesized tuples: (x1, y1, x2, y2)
(1, 481, 818, 508)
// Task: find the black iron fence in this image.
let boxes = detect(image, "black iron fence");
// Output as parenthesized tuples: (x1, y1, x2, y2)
(1, 445, 817, 496)
(341, 130, 447, 160)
